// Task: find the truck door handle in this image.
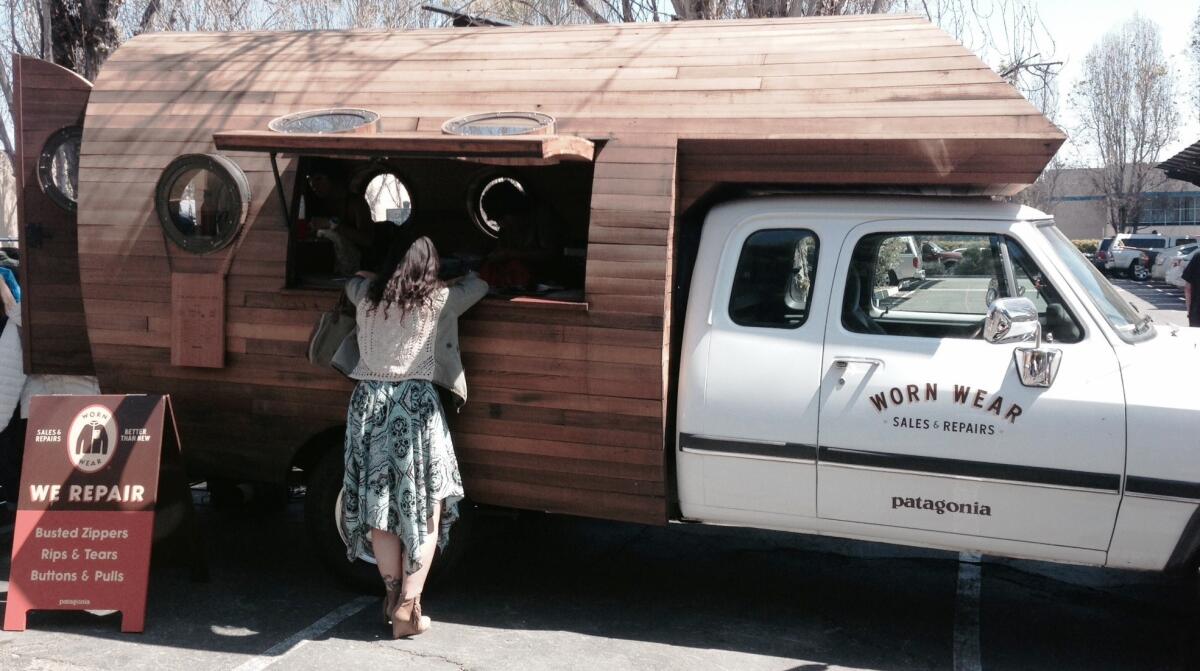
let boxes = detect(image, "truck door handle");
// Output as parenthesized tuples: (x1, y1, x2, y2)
(832, 357, 884, 369)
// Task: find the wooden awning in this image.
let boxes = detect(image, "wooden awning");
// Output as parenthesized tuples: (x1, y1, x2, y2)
(212, 131, 594, 165)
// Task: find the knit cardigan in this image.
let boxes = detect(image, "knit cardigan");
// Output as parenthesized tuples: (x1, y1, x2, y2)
(344, 273, 488, 404)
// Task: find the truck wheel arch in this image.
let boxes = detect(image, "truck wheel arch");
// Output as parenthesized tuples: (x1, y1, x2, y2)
(1165, 506, 1200, 575)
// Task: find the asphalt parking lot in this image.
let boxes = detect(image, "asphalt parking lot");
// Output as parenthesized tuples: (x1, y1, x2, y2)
(0, 491, 1197, 671)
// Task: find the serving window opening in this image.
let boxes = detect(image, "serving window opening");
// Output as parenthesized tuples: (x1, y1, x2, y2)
(287, 155, 594, 305)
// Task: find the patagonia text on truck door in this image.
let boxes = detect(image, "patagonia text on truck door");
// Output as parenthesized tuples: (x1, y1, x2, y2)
(677, 210, 839, 525)
(817, 219, 1125, 556)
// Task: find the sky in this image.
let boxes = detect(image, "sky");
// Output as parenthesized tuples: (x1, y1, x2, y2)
(1035, 0, 1199, 164)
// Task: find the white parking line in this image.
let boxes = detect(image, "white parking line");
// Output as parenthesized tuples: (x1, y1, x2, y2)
(953, 551, 982, 671)
(231, 595, 375, 671)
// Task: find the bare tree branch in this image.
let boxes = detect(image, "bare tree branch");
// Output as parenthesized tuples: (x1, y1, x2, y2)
(572, 0, 608, 22)
(137, 0, 160, 33)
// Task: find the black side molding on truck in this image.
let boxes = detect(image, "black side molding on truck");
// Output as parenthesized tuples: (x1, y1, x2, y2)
(817, 447, 1121, 492)
(679, 434, 817, 461)
(678, 439, 1123, 493)
(1125, 476, 1200, 501)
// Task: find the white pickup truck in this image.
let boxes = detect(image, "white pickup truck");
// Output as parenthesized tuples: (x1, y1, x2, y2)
(1104, 234, 1195, 280)
(676, 197, 1199, 574)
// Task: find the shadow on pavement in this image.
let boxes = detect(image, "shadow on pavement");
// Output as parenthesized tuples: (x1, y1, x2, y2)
(0, 496, 1196, 670)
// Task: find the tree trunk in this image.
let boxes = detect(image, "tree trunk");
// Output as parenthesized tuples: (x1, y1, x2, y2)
(39, 0, 53, 59)
(81, 0, 122, 80)
(49, 0, 79, 71)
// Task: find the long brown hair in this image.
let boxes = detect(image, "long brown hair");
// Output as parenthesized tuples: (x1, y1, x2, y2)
(366, 235, 443, 318)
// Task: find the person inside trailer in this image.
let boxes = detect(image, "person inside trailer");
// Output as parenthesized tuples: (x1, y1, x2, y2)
(305, 161, 374, 276)
(478, 180, 565, 292)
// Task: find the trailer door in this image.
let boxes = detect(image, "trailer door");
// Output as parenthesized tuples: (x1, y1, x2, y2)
(13, 56, 94, 374)
(676, 206, 838, 526)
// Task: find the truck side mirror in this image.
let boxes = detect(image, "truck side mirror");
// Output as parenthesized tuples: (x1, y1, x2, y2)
(983, 297, 1040, 344)
(984, 297, 1061, 388)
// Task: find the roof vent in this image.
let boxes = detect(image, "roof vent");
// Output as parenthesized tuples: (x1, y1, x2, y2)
(442, 111, 555, 136)
(268, 108, 380, 134)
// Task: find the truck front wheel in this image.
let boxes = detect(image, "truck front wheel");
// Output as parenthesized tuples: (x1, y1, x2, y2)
(303, 447, 474, 593)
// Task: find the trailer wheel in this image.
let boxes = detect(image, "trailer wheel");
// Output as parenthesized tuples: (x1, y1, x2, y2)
(303, 447, 474, 593)
(305, 448, 380, 592)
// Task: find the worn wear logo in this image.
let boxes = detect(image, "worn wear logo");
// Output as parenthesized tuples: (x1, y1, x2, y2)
(66, 405, 118, 474)
(867, 383, 1023, 436)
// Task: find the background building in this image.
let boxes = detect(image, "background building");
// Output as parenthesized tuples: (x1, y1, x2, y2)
(1043, 167, 1200, 240)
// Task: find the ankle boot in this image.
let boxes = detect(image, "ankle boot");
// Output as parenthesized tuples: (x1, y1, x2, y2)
(391, 595, 431, 638)
(381, 588, 400, 625)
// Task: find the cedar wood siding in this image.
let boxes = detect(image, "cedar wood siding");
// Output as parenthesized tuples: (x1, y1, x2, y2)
(15, 57, 95, 375)
(75, 16, 1064, 526)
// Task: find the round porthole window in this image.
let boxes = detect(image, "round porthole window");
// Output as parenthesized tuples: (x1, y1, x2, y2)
(269, 108, 380, 134)
(364, 173, 412, 226)
(38, 126, 83, 212)
(443, 111, 555, 136)
(155, 154, 251, 254)
(471, 175, 526, 239)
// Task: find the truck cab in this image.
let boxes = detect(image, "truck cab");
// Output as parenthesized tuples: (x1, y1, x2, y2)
(677, 197, 1200, 572)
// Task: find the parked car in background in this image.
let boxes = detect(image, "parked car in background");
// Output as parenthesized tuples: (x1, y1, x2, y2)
(1104, 234, 1193, 280)
(1166, 248, 1198, 289)
(1153, 243, 1199, 281)
(884, 235, 925, 287)
(920, 240, 963, 271)
(1093, 237, 1114, 271)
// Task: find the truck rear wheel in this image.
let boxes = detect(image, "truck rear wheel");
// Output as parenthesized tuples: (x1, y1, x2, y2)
(303, 447, 473, 593)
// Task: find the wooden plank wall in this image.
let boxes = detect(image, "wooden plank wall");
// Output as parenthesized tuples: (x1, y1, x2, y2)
(15, 56, 95, 375)
(74, 16, 1063, 527)
(675, 136, 1065, 217)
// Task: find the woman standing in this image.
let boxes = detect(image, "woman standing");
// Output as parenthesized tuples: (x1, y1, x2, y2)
(340, 235, 487, 638)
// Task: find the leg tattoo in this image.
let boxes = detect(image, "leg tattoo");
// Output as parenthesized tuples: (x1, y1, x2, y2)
(382, 574, 403, 623)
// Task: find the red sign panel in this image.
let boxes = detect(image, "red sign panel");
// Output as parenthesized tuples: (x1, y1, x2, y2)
(4, 394, 182, 633)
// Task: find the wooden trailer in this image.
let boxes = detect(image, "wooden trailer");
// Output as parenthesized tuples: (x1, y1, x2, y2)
(15, 15, 1063, 542)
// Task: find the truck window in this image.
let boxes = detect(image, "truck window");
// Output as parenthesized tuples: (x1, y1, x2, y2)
(728, 229, 818, 329)
(1040, 226, 1154, 343)
(842, 232, 1082, 343)
(1124, 237, 1166, 249)
(1004, 239, 1084, 343)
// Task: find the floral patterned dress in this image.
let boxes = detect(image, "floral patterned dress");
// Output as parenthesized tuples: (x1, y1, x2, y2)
(340, 378, 464, 574)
